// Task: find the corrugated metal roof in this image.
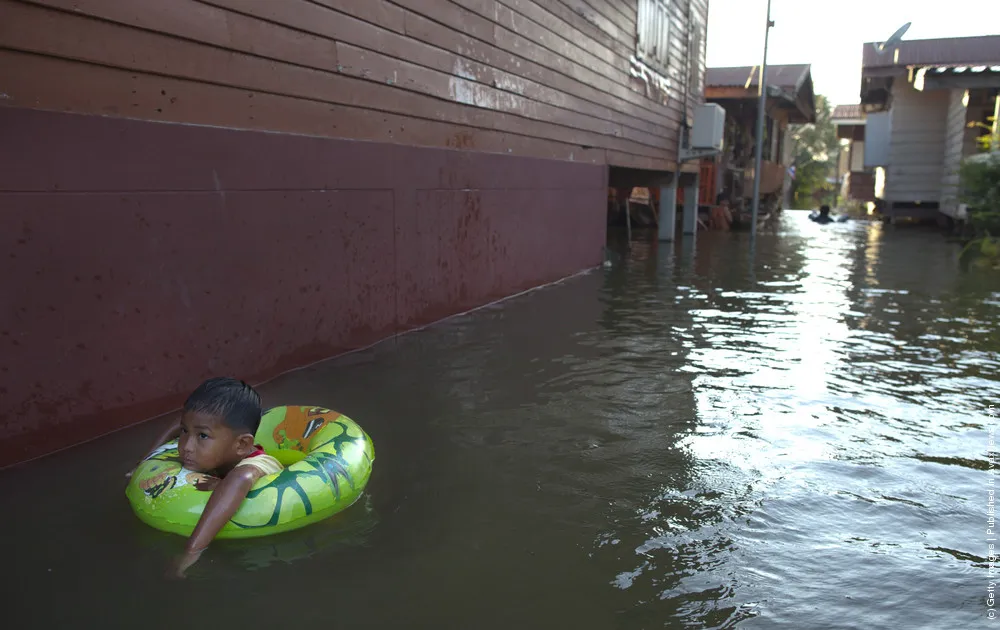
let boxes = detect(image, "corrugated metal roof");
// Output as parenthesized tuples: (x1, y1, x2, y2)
(705, 64, 811, 90)
(832, 104, 863, 120)
(862, 34, 1000, 69)
(927, 64, 1000, 74)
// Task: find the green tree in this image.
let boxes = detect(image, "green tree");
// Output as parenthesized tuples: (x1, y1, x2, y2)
(789, 95, 839, 207)
(958, 151, 1000, 270)
(954, 110, 998, 270)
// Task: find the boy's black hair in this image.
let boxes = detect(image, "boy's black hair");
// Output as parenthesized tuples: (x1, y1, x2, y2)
(820, 204, 831, 214)
(183, 377, 262, 435)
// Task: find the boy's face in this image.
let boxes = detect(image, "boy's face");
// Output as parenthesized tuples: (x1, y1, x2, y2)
(178, 411, 255, 474)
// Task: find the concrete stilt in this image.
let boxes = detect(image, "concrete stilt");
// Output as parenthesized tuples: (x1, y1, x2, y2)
(625, 199, 633, 248)
(682, 177, 700, 237)
(658, 181, 677, 242)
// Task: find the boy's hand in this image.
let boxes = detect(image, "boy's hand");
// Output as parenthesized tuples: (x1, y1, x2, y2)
(193, 475, 221, 492)
(167, 548, 205, 580)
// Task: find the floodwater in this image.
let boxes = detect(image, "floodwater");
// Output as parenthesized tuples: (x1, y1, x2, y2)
(3, 211, 999, 629)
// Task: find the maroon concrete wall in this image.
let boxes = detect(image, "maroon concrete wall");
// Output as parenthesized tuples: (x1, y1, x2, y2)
(0, 107, 606, 467)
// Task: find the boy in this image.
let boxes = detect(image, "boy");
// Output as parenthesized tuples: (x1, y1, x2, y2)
(813, 204, 835, 224)
(127, 377, 282, 577)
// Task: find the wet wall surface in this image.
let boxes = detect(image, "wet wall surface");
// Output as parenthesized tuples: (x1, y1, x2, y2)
(0, 107, 606, 466)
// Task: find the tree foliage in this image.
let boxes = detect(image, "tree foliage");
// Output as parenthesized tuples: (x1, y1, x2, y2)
(788, 95, 840, 207)
(958, 150, 1000, 270)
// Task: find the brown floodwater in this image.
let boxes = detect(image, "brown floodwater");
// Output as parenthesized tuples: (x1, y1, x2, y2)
(3, 211, 999, 629)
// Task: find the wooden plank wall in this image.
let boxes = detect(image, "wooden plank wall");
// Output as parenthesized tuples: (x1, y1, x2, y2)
(0, 0, 707, 172)
(886, 79, 950, 203)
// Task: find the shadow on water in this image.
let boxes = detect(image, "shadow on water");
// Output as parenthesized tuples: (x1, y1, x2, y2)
(3, 212, 1000, 629)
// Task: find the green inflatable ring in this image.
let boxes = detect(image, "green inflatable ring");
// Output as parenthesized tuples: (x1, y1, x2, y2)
(125, 405, 375, 538)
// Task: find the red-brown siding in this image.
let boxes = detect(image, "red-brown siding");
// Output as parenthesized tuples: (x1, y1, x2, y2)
(0, 107, 606, 466)
(0, 0, 704, 465)
(849, 171, 876, 202)
(1, 0, 707, 169)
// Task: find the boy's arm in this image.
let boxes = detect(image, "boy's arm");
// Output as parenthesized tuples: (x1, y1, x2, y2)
(184, 466, 262, 554)
(170, 466, 261, 577)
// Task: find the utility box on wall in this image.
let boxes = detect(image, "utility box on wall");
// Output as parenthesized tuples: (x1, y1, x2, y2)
(691, 103, 725, 151)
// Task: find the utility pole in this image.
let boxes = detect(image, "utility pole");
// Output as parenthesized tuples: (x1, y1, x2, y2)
(750, 0, 774, 242)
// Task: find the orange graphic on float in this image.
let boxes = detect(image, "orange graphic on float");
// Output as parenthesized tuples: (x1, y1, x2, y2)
(273, 406, 340, 452)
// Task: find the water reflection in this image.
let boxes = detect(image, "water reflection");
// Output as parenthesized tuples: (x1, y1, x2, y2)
(596, 215, 1000, 628)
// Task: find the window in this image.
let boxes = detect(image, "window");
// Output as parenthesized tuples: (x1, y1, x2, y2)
(851, 141, 865, 172)
(636, 0, 672, 72)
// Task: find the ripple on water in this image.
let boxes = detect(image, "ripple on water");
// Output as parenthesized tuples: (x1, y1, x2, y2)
(5, 215, 1000, 629)
(590, 218, 1000, 628)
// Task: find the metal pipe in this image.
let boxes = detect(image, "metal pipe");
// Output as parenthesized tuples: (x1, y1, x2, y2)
(681, 0, 698, 238)
(672, 0, 692, 240)
(750, 0, 773, 241)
